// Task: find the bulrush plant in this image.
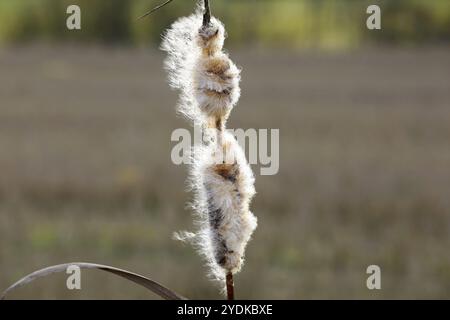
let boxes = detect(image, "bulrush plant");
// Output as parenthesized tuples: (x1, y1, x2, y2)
(1, 0, 256, 301)
(162, 0, 257, 299)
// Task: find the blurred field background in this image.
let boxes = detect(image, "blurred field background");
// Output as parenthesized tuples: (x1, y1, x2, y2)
(0, 0, 450, 299)
(1, 0, 450, 48)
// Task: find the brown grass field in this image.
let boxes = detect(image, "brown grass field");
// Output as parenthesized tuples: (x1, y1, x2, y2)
(0, 45, 449, 299)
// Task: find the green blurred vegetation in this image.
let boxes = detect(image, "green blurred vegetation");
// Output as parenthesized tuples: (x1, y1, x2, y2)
(0, 0, 449, 48)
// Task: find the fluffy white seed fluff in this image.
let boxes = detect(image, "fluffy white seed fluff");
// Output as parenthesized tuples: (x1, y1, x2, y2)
(186, 130, 257, 281)
(162, 4, 257, 286)
(161, 8, 240, 128)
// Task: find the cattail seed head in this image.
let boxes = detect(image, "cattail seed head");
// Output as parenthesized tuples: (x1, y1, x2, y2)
(188, 132, 257, 280)
(162, 5, 257, 289)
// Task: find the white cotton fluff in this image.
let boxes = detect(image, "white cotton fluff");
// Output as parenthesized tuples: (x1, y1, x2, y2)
(187, 131, 257, 281)
(162, 5, 256, 287)
(161, 9, 240, 127)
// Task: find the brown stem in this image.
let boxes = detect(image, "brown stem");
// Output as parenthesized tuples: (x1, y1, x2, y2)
(203, 0, 211, 27)
(226, 272, 234, 300)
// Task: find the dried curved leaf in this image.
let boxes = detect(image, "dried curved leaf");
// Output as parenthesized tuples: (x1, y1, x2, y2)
(1, 262, 186, 300)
